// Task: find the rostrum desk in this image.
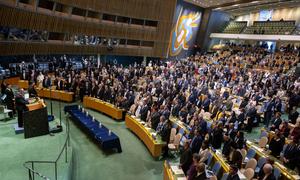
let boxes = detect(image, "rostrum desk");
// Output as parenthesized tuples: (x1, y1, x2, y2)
(125, 114, 166, 158)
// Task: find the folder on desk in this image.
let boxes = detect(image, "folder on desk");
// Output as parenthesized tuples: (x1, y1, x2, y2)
(171, 165, 184, 175)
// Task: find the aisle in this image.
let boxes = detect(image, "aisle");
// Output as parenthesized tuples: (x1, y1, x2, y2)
(47, 100, 163, 180)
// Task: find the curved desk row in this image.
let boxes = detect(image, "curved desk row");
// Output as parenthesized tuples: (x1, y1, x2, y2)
(125, 114, 166, 158)
(246, 141, 300, 180)
(163, 149, 246, 180)
(18, 80, 29, 89)
(83, 96, 125, 121)
(36, 88, 74, 102)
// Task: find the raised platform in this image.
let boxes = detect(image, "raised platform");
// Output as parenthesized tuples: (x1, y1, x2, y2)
(13, 123, 24, 134)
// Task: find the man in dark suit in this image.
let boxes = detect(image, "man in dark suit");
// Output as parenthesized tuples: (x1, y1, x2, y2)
(43, 75, 52, 88)
(150, 108, 161, 130)
(194, 163, 207, 180)
(227, 165, 240, 180)
(28, 83, 37, 97)
(270, 112, 282, 131)
(264, 98, 274, 128)
(190, 129, 203, 154)
(222, 134, 233, 159)
(288, 106, 299, 124)
(140, 102, 149, 122)
(283, 138, 300, 170)
(4, 84, 15, 118)
(171, 101, 181, 117)
(245, 104, 257, 133)
(227, 123, 237, 140)
(15, 89, 29, 127)
(202, 96, 210, 112)
(159, 119, 172, 158)
(180, 141, 193, 175)
(211, 123, 223, 149)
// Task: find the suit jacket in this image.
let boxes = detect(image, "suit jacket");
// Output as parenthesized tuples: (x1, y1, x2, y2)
(271, 118, 282, 130)
(227, 174, 240, 180)
(150, 111, 160, 130)
(15, 96, 28, 112)
(258, 174, 276, 180)
(283, 143, 300, 169)
(190, 135, 203, 154)
(211, 128, 223, 149)
(4, 88, 14, 109)
(140, 106, 149, 121)
(160, 122, 171, 142)
(269, 136, 285, 157)
(222, 139, 233, 157)
(233, 137, 244, 149)
(180, 148, 193, 175)
(193, 172, 208, 180)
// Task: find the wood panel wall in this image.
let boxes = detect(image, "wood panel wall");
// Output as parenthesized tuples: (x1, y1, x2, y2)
(0, 42, 154, 57)
(0, 0, 177, 58)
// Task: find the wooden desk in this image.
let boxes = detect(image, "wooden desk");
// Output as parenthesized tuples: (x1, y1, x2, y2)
(0, 76, 20, 85)
(211, 149, 230, 173)
(18, 80, 29, 89)
(163, 161, 175, 180)
(169, 116, 190, 134)
(26, 98, 46, 111)
(83, 96, 124, 120)
(246, 141, 300, 180)
(163, 161, 187, 180)
(36, 88, 74, 102)
(125, 114, 166, 158)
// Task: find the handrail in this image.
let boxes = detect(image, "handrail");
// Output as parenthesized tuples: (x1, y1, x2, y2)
(23, 114, 70, 180)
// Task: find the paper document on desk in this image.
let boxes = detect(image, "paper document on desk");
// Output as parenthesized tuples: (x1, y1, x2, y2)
(292, 175, 300, 180)
(171, 165, 184, 175)
(177, 177, 187, 180)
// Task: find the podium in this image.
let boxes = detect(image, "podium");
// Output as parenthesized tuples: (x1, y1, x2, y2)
(23, 98, 49, 139)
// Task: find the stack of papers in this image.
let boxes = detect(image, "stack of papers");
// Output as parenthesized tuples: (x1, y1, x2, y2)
(171, 166, 184, 175)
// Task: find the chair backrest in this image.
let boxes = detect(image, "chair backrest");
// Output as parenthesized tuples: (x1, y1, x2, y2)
(260, 130, 268, 138)
(257, 157, 267, 168)
(221, 173, 228, 180)
(212, 162, 221, 176)
(206, 153, 213, 166)
(274, 167, 281, 180)
(179, 135, 187, 147)
(243, 168, 254, 180)
(240, 149, 247, 161)
(173, 133, 182, 146)
(169, 128, 177, 143)
(258, 137, 268, 148)
(245, 158, 257, 170)
(178, 128, 185, 135)
(246, 148, 256, 159)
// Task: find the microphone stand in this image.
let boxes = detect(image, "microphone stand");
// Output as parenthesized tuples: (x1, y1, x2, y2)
(59, 91, 62, 126)
(49, 85, 53, 117)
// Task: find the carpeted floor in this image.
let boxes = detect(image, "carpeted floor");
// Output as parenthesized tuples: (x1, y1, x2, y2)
(0, 115, 71, 180)
(1, 98, 288, 180)
(48, 100, 164, 180)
